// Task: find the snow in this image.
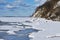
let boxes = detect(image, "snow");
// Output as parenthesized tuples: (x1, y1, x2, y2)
(0, 17, 60, 40)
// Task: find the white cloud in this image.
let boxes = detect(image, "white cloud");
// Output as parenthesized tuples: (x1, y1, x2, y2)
(35, 0, 47, 7)
(34, 0, 40, 2)
(35, 0, 38, 1)
(6, 4, 15, 9)
(4, 0, 22, 9)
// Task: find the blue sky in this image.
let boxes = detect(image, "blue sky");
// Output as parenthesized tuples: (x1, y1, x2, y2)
(0, 0, 46, 16)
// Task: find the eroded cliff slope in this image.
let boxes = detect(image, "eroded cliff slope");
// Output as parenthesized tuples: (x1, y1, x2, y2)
(32, 0, 60, 21)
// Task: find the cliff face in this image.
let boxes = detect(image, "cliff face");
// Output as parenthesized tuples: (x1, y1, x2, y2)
(32, 0, 60, 21)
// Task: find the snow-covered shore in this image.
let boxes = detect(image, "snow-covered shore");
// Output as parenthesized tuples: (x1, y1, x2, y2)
(0, 17, 60, 40)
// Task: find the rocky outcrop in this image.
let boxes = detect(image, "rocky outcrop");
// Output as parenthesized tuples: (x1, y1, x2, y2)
(32, 0, 60, 21)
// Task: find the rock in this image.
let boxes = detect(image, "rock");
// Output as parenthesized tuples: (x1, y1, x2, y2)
(32, 0, 60, 21)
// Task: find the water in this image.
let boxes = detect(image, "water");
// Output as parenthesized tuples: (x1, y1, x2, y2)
(0, 17, 60, 40)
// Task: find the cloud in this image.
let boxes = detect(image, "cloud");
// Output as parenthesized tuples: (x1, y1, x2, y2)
(34, 0, 40, 2)
(34, 0, 47, 7)
(6, 4, 15, 8)
(0, 0, 21, 10)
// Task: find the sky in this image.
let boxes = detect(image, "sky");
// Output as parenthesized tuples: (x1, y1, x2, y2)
(0, 0, 46, 16)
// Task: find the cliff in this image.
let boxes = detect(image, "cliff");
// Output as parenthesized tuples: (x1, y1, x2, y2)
(32, 0, 60, 21)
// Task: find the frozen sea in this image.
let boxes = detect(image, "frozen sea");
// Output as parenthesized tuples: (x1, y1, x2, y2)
(0, 17, 60, 40)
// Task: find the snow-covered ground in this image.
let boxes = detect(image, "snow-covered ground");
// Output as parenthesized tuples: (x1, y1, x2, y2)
(0, 17, 60, 40)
